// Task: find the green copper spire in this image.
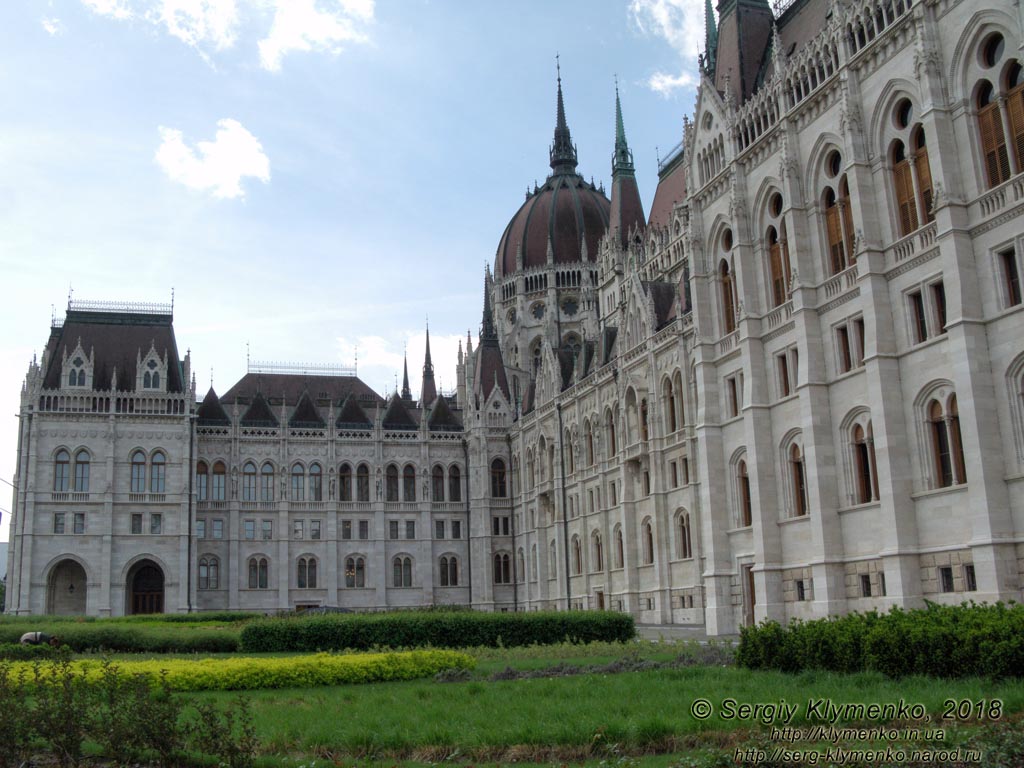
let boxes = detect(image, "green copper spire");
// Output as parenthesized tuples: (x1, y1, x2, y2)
(549, 56, 579, 175)
(705, 0, 718, 73)
(612, 79, 635, 178)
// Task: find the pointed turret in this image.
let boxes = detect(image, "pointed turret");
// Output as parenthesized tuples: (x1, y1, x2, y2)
(549, 58, 579, 176)
(705, 0, 718, 74)
(420, 324, 437, 407)
(609, 84, 646, 249)
(401, 352, 412, 401)
(473, 268, 510, 403)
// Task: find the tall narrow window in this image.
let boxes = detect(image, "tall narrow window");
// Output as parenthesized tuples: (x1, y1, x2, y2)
(339, 463, 353, 501)
(664, 380, 677, 433)
(929, 399, 953, 487)
(212, 462, 226, 501)
(73, 450, 90, 492)
(572, 537, 582, 575)
(403, 464, 416, 501)
(131, 451, 146, 494)
(837, 325, 853, 373)
(932, 281, 947, 334)
(393, 556, 413, 587)
(791, 444, 808, 517)
(720, 259, 736, 334)
(614, 526, 624, 568)
(593, 532, 603, 572)
(1007, 62, 1024, 173)
(949, 395, 967, 485)
(357, 464, 370, 501)
(825, 188, 847, 273)
(259, 462, 274, 501)
(195, 461, 208, 501)
(432, 466, 445, 501)
(1000, 247, 1022, 307)
(678, 513, 693, 558)
(346, 556, 366, 588)
(491, 458, 507, 498)
(642, 521, 654, 564)
(291, 464, 305, 501)
(738, 461, 752, 527)
(912, 127, 934, 224)
(150, 453, 165, 493)
(909, 290, 929, 343)
(386, 465, 399, 501)
(978, 82, 1011, 187)
(892, 140, 919, 236)
(778, 353, 791, 397)
(852, 424, 876, 504)
(309, 464, 322, 501)
(768, 226, 787, 307)
(54, 449, 70, 492)
(448, 465, 462, 502)
(297, 557, 317, 588)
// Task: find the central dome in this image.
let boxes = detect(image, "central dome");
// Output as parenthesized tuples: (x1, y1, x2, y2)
(494, 71, 610, 279)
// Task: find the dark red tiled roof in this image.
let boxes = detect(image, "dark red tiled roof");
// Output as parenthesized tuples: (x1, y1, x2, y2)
(382, 393, 418, 430)
(42, 309, 183, 392)
(240, 392, 278, 427)
(336, 395, 372, 428)
(648, 158, 687, 232)
(473, 343, 510, 403)
(197, 387, 230, 425)
(289, 391, 325, 428)
(644, 281, 680, 329)
(609, 175, 646, 248)
(221, 373, 381, 407)
(428, 395, 462, 431)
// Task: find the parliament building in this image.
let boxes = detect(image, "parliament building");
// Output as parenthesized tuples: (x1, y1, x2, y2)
(6, 0, 1024, 634)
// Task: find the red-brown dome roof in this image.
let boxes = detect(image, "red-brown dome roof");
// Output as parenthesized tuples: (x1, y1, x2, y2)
(495, 174, 610, 278)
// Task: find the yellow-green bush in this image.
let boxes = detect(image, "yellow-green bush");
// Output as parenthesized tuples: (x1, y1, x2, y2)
(13, 649, 474, 692)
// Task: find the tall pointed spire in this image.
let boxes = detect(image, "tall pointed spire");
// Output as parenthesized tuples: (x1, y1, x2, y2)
(549, 55, 579, 176)
(480, 267, 498, 344)
(420, 323, 437, 406)
(705, 0, 718, 74)
(401, 351, 412, 401)
(612, 78, 635, 178)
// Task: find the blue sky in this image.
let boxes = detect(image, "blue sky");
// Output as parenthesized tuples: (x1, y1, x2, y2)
(0, 0, 703, 541)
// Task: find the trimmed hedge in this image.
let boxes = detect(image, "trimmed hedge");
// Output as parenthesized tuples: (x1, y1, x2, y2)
(240, 610, 636, 652)
(737, 602, 1024, 678)
(0, 624, 241, 654)
(0, 611, 261, 624)
(13, 650, 475, 691)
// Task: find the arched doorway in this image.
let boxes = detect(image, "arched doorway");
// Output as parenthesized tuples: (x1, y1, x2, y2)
(127, 560, 164, 615)
(47, 559, 87, 615)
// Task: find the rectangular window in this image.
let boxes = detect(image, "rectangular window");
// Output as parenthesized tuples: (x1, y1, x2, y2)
(643, 471, 651, 496)
(342, 520, 352, 540)
(244, 519, 255, 540)
(212, 472, 225, 501)
(964, 564, 977, 592)
(389, 520, 399, 540)
(860, 574, 871, 597)
(853, 318, 866, 366)
(261, 519, 272, 540)
(909, 290, 928, 343)
(939, 566, 954, 593)
(1000, 247, 1022, 307)
(452, 520, 462, 539)
(492, 517, 500, 536)
(878, 571, 886, 597)
(53, 512, 65, 534)
(293, 520, 304, 539)
(151, 513, 162, 535)
(796, 579, 806, 602)
(778, 353, 791, 397)
(502, 516, 510, 535)
(838, 325, 853, 373)
(131, 513, 143, 535)
(74, 512, 85, 534)
(196, 519, 206, 539)
(310, 520, 321, 540)
(358, 520, 369, 540)
(681, 458, 690, 485)
(196, 472, 208, 502)
(670, 462, 678, 488)
(931, 281, 947, 334)
(435, 520, 445, 539)
(610, 482, 618, 506)
(726, 376, 739, 418)
(212, 519, 224, 539)
(405, 520, 416, 540)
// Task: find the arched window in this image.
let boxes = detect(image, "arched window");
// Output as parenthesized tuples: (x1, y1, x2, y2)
(345, 556, 366, 588)
(664, 379, 678, 433)
(1006, 61, 1024, 173)
(439, 555, 459, 586)
(54, 449, 70, 492)
(978, 80, 1011, 187)
(309, 463, 322, 501)
(493, 553, 511, 584)
(242, 462, 257, 501)
(549, 540, 557, 577)
(385, 464, 399, 501)
(247, 557, 268, 589)
(297, 556, 317, 588)
(291, 463, 305, 501)
(614, 525, 624, 568)
(195, 461, 208, 502)
(393, 556, 412, 587)
(432, 466, 445, 501)
(929, 399, 953, 487)
(738, 460, 752, 527)
(356, 463, 370, 502)
(71, 449, 89, 492)
(892, 140, 919, 236)
(912, 127, 934, 225)
(150, 452, 165, 493)
(259, 462, 274, 501)
(765, 191, 791, 308)
(592, 531, 603, 572)
(852, 423, 879, 504)
(403, 464, 416, 501)
(642, 520, 655, 564)
(640, 399, 649, 442)
(790, 444, 808, 516)
(198, 556, 219, 590)
(720, 259, 737, 334)
(949, 395, 967, 485)
(571, 536, 582, 575)
(822, 150, 855, 273)
(448, 465, 462, 502)
(517, 548, 525, 583)
(491, 458, 507, 498)
(212, 461, 226, 501)
(607, 411, 617, 456)
(678, 512, 693, 559)
(531, 543, 538, 581)
(339, 463, 353, 501)
(130, 450, 146, 494)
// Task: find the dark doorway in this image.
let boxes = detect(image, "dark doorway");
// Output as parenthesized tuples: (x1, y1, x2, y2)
(128, 560, 164, 615)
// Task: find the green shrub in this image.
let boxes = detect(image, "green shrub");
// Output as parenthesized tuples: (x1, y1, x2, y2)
(239, 609, 635, 652)
(737, 602, 1024, 678)
(0, 624, 241, 654)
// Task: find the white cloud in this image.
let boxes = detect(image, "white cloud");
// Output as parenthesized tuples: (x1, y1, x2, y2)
(336, 330, 473, 399)
(258, 0, 374, 72)
(80, 0, 133, 19)
(150, 0, 238, 53)
(630, 0, 703, 97)
(155, 118, 270, 199)
(41, 17, 65, 35)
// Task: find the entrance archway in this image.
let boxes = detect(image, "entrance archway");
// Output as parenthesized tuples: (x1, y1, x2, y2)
(127, 560, 164, 615)
(47, 559, 87, 615)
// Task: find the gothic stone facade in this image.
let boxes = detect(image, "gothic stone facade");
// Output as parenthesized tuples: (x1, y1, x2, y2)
(7, 0, 1024, 634)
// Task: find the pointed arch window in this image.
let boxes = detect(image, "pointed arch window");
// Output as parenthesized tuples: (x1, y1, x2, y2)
(259, 462, 274, 501)
(339, 463, 352, 501)
(54, 449, 70, 492)
(196, 461, 209, 502)
(852, 423, 879, 504)
(493, 552, 511, 584)
(212, 461, 226, 501)
(242, 462, 257, 501)
(571, 536, 582, 575)
(309, 464, 322, 501)
(393, 556, 413, 587)
(403, 464, 416, 502)
(678, 512, 693, 559)
(892, 140, 919, 236)
(385, 465, 399, 502)
(448, 465, 462, 502)
(432, 466, 445, 501)
(357, 464, 370, 502)
(130, 450, 146, 494)
(790, 444, 808, 517)
(592, 531, 604, 572)
(491, 458, 507, 498)
(720, 259, 737, 334)
(345, 556, 366, 588)
(150, 452, 166, 493)
(248, 557, 268, 589)
(439, 555, 458, 586)
(291, 463, 305, 501)
(614, 526, 624, 568)
(199, 556, 219, 590)
(978, 81, 1011, 187)
(517, 548, 525, 583)
(297, 556, 317, 588)
(738, 460, 752, 527)
(642, 520, 655, 564)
